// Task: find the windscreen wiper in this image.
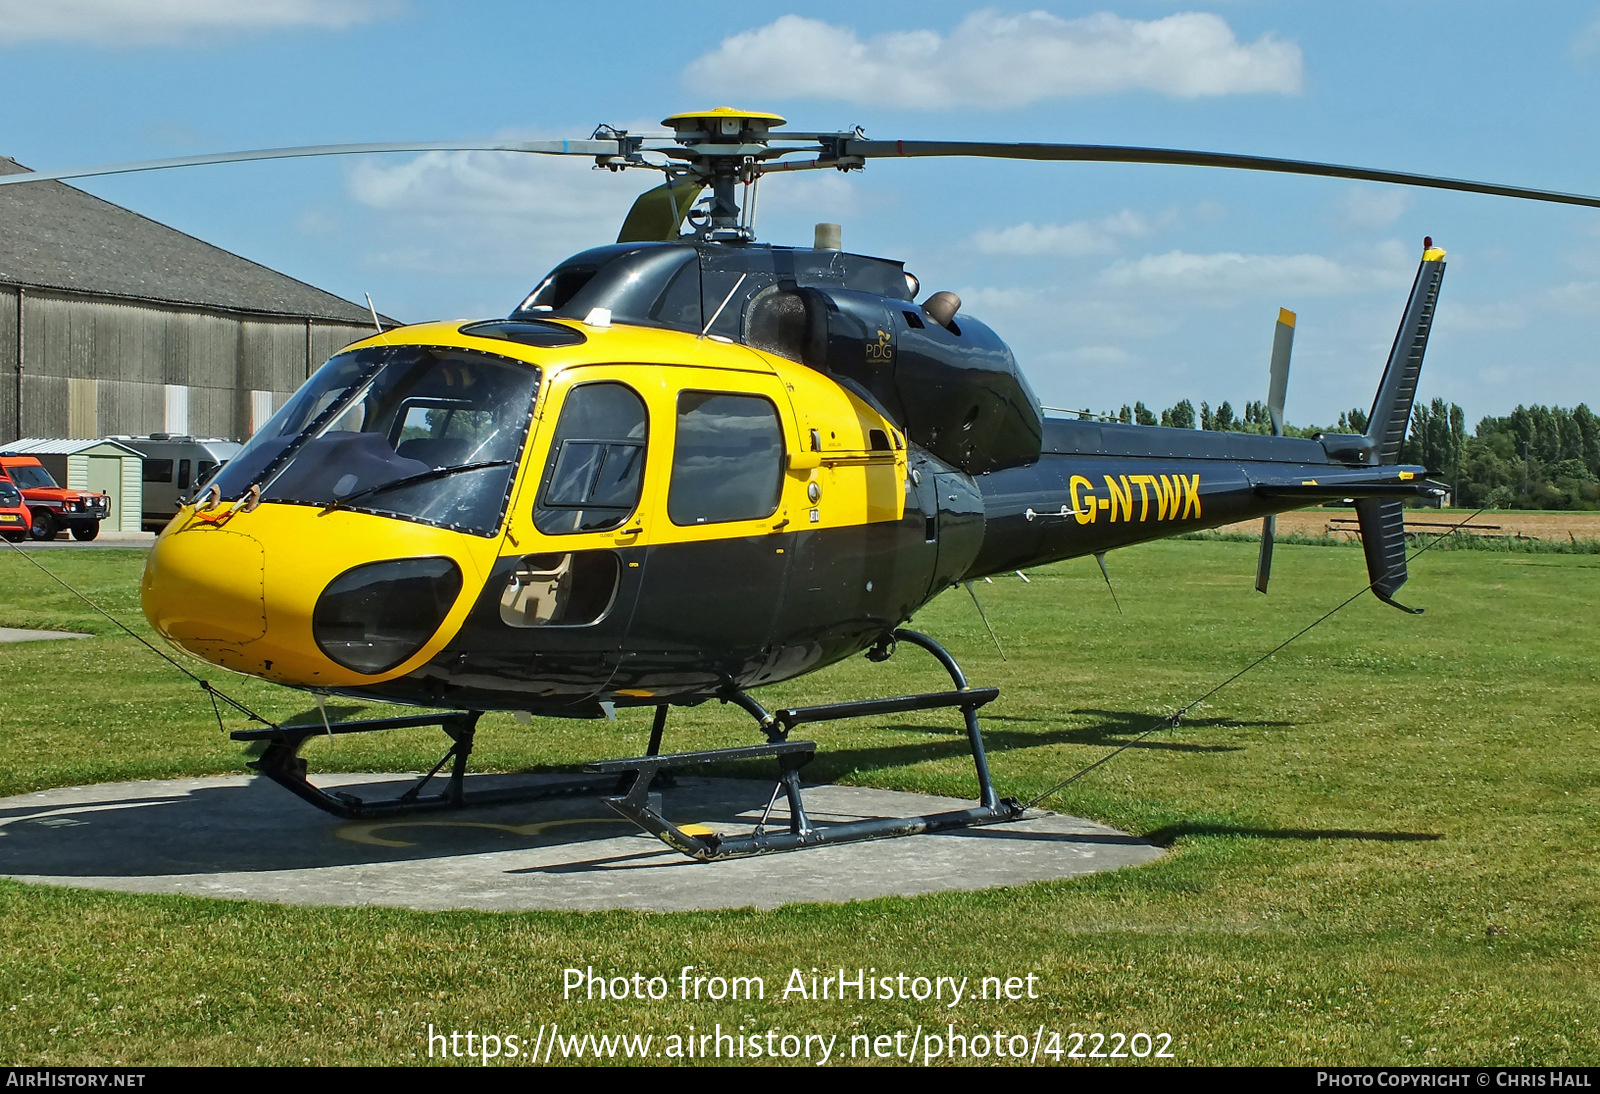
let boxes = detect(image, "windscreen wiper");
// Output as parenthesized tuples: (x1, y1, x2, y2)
(318, 460, 513, 515)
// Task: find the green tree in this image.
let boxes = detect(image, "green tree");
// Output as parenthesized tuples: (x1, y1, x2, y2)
(1160, 400, 1196, 429)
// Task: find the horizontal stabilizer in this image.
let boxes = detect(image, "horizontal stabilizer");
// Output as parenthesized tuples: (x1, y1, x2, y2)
(1355, 497, 1421, 613)
(1256, 481, 1446, 503)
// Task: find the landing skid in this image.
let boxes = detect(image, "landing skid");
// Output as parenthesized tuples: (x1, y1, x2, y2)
(231, 628, 1024, 857)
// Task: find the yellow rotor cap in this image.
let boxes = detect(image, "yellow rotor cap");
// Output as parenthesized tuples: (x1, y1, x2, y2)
(662, 107, 787, 135)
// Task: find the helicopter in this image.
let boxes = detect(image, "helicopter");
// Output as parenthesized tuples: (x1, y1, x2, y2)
(6, 107, 1599, 861)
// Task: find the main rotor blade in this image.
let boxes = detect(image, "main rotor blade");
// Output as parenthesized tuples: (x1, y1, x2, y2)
(0, 139, 623, 187)
(845, 140, 1600, 210)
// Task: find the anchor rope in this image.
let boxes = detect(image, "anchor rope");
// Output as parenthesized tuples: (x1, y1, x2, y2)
(1, 536, 278, 731)
(1022, 506, 1491, 811)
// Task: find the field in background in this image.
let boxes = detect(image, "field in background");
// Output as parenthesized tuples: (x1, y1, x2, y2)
(1217, 507, 1600, 544)
(0, 541, 1596, 1066)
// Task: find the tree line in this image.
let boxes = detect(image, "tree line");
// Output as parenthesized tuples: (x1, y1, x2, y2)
(1077, 400, 1600, 510)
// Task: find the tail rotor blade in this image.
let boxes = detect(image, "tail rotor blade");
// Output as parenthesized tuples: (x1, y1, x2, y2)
(1256, 307, 1292, 595)
(1268, 308, 1294, 437)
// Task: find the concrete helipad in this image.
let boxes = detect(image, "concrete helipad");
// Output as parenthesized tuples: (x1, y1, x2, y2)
(0, 773, 1163, 912)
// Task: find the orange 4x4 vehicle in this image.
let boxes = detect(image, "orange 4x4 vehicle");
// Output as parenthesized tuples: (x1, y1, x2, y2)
(0, 456, 109, 541)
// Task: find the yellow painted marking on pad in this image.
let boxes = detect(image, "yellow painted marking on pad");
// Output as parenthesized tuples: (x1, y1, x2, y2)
(678, 824, 716, 837)
(336, 816, 628, 848)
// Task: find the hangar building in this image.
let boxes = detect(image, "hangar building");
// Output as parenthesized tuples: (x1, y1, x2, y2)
(0, 156, 384, 446)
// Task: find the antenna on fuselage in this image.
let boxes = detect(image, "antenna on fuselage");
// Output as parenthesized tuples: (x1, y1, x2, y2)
(1093, 552, 1123, 615)
(963, 581, 1007, 661)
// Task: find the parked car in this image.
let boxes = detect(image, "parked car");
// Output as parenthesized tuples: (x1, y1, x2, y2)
(0, 479, 29, 542)
(0, 456, 108, 541)
(116, 435, 242, 532)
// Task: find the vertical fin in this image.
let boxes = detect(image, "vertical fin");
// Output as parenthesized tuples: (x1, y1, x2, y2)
(1356, 498, 1422, 613)
(1367, 242, 1447, 465)
(1256, 513, 1277, 594)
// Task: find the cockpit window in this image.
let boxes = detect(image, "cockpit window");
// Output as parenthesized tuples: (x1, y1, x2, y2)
(209, 345, 539, 536)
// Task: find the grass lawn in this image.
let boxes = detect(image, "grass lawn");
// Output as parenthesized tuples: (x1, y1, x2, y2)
(0, 539, 1595, 1066)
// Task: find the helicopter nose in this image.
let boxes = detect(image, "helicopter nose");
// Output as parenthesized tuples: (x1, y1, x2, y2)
(141, 524, 267, 648)
(141, 504, 493, 688)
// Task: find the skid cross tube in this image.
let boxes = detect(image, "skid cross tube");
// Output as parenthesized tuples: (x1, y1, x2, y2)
(597, 628, 1024, 861)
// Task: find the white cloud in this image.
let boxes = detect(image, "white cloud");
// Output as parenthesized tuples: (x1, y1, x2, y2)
(971, 210, 1153, 256)
(683, 10, 1303, 109)
(1572, 13, 1600, 58)
(753, 171, 871, 223)
(951, 284, 1181, 340)
(1435, 298, 1529, 332)
(951, 285, 1053, 317)
(1547, 280, 1600, 314)
(1335, 186, 1410, 231)
(294, 209, 341, 237)
(1059, 345, 1135, 368)
(1100, 244, 1413, 299)
(0, 0, 396, 46)
(346, 142, 643, 278)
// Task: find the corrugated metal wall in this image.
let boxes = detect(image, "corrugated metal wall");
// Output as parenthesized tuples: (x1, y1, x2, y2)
(3, 288, 371, 443)
(0, 287, 17, 444)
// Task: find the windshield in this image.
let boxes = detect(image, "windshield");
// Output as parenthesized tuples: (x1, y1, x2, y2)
(5, 465, 57, 490)
(209, 345, 540, 536)
(0, 482, 21, 506)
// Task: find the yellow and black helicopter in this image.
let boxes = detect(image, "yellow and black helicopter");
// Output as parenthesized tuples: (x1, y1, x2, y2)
(7, 108, 1600, 860)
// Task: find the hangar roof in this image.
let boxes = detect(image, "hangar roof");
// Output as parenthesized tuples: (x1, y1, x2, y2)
(0, 156, 384, 324)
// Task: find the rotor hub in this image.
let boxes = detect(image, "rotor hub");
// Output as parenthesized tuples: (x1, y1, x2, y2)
(659, 109, 788, 238)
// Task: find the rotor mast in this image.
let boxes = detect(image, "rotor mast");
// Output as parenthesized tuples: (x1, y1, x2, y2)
(660, 108, 789, 240)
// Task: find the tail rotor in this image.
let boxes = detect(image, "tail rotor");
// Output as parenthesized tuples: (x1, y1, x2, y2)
(1255, 307, 1296, 594)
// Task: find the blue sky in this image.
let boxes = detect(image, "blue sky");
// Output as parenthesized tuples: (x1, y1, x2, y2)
(3, 1, 1599, 426)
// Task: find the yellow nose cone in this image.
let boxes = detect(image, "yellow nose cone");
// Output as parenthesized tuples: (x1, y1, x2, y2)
(141, 503, 496, 690)
(142, 524, 267, 648)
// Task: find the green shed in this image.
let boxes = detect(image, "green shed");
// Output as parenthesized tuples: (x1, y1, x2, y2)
(0, 437, 144, 533)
